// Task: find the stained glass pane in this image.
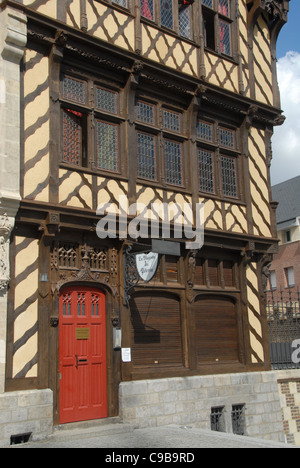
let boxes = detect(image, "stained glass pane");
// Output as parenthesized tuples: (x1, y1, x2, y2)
(63, 109, 82, 166)
(219, 20, 231, 55)
(141, 0, 154, 20)
(165, 140, 182, 186)
(96, 121, 118, 172)
(219, 0, 230, 16)
(161, 0, 173, 29)
(96, 87, 117, 114)
(62, 76, 86, 104)
(137, 132, 156, 180)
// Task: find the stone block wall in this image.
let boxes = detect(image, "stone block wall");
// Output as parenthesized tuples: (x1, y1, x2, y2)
(277, 370, 300, 445)
(120, 371, 285, 443)
(0, 389, 53, 448)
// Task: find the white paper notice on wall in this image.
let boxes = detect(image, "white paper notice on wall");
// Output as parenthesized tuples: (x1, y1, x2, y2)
(122, 348, 131, 363)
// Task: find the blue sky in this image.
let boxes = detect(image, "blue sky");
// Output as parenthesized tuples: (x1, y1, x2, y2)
(271, 0, 300, 185)
(277, 1, 300, 58)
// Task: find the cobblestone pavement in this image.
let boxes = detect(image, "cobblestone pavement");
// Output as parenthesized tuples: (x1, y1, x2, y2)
(10, 423, 297, 449)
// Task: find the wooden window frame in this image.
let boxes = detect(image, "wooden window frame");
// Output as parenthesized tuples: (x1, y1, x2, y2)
(202, 0, 234, 58)
(141, 0, 194, 41)
(196, 118, 240, 200)
(60, 72, 124, 177)
(135, 98, 187, 190)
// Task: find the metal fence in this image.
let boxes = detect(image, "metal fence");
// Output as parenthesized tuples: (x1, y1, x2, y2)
(266, 288, 300, 370)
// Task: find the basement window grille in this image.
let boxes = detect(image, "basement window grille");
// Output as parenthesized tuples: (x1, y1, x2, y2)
(10, 432, 32, 446)
(232, 404, 245, 436)
(210, 406, 225, 432)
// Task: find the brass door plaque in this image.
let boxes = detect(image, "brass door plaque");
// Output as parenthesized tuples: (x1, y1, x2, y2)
(76, 328, 90, 340)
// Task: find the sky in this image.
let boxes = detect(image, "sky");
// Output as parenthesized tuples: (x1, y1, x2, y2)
(271, 0, 300, 186)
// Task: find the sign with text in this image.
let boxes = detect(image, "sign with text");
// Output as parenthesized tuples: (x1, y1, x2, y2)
(136, 252, 159, 282)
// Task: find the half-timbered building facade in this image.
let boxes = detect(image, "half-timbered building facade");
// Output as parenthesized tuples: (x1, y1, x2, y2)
(0, 0, 290, 444)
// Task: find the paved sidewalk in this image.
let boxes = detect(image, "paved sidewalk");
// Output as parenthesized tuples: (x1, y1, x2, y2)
(10, 423, 297, 449)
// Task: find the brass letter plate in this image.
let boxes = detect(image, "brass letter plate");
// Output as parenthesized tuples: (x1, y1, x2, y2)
(76, 328, 90, 340)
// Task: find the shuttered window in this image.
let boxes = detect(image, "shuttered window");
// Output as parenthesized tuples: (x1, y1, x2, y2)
(130, 293, 183, 367)
(193, 295, 239, 364)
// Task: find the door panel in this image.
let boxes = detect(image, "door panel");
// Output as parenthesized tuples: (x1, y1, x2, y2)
(59, 286, 107, 424)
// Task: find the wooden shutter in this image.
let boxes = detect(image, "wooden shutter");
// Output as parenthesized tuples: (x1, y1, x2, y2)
(193, 295, 239, 364)
(130, 293, 183, 367)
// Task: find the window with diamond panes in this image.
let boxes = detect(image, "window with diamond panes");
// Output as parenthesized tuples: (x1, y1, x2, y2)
(221, 156, 237, 198)
(219, 0, 230, 16)
(112, 0, 127, 8)
(163, 110, 181, 133)
(219, 19, 231, 55)
(198, 149, 214, 194)
(137, 132, 156, 181)
(165, 140, 183, 186)
(202, 0, 233, 57)
(96, 87, 117, 114)
(137, 101, 155, 125)
(161, 0, 174, 29)
(62, 75, 87, 105)
(96, 121, 118, 172)
(179, 3, 192, 39)
(141, 0, 154, 20)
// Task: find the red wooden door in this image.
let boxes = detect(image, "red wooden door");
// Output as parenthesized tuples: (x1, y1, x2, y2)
(59, 286, 107, 424)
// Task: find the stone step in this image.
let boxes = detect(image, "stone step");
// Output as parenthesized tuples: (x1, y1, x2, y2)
(49, 418, 133, 442)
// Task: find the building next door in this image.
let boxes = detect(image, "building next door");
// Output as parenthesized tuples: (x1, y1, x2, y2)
(59, 286, 107, 424)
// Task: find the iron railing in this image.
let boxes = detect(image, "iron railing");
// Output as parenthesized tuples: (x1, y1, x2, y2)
(266, 287, 300, 370)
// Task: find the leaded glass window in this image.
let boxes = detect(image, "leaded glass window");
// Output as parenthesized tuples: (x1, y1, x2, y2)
(219, 127, 235, 148)
(96, 121, 118, 172)
(137, 101, 155, 125)
(198, 149, 214, 194)
(61, 73, 122, 174)
(141, 0, 154, 20)
(179, 4, 192, 39)
(161, 0, 174, 29)
(219, 0, 230, 16)
(112, 0, 127, 7)
(219, 19, 231, 55)
(203, 0, 233, 57)
(163, 110, 181, 133)
(63, 109, 82, 166)
(96, 87, 117, 114)
(197, 120, 213, 142)
(202, 0, 213, 7)
(164, 140, 183, 186)
(62, 75, 86, 104)
(221, 156, 237, 198)
(137, 132, 156, 180)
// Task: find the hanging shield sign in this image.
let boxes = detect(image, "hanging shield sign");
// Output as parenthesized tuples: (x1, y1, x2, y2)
(136, 252, 159, 283)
